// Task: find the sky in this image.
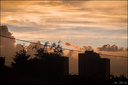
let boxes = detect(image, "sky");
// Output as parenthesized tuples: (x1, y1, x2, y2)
(0, 0, 128, 77)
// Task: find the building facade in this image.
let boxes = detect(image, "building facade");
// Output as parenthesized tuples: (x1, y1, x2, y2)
(78, 51, 110, 80)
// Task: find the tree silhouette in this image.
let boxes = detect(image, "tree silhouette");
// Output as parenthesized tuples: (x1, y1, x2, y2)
(11, 47, 30, 70)
(33, 41, 63, 60)
(51, 40, 63, 56)
(110, 74, 127, 80)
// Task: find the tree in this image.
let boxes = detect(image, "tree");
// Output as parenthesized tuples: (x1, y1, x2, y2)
(51, 41, 63, 56)
(11, 47, 30, 69)
(33, 41, 63, 60)
(110, 74, 127, 80)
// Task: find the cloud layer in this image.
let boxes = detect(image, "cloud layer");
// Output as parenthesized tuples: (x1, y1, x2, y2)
(97, 44, 126, 52)
(1, 1, 127, 42)
(2, 1, 126, 30)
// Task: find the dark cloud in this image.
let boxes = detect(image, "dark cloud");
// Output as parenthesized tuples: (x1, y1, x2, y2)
(83, 46, 93, 51)
(97, 44, 126, 52)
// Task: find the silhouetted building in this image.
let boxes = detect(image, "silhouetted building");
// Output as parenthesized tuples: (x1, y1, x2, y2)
(0, 57, 12, 75)
(0, 57, 5, 67)
(78, 51, 110, 80)
(44, 56, 69, 76)
(28, 56, 69, 76)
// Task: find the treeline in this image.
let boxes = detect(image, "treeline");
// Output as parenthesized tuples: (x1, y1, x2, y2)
(11, 41, 65, 76)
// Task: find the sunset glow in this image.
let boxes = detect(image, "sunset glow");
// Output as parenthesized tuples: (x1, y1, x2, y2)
(1, 0, 127, 77)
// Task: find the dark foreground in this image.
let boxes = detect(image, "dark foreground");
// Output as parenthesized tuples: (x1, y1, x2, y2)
(0, 71, 128, 85)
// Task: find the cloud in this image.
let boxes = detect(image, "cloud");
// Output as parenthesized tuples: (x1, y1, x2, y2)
(97, 44, 126, 52)
(64, 42, 81, 50)
(1, 1, 127, 30)
(0, 25, 50, 66)
(64, 42, 71, 46)
(26, 41, 45, 58)
(1, 1, 127, 45)
(67, 50, 74, 57)
(0, 25, 16, 66)
(83, 46, 93, 51)
(0, 25, 26, 66)
(64, 42, 93, 51)
(15, 44, 24, 51)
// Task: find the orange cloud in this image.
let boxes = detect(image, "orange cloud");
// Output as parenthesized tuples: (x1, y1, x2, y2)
(64, 42, 93, 51)
(64, 42, 71, 47)
(64, 42, 82, 50)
